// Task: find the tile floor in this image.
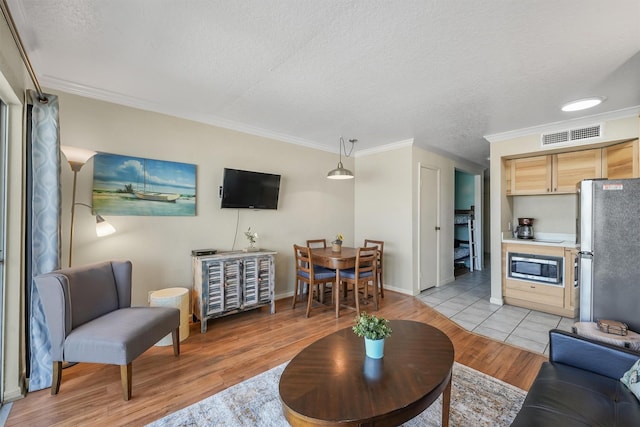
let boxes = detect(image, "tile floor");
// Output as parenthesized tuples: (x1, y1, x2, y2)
(417, 267, 576, 355)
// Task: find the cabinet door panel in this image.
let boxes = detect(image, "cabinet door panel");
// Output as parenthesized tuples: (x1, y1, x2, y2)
(553, 149, 602, 193)
(602, 140, 638, 179)
(206, 261, 224, 314)
(512, 156, 551, 194)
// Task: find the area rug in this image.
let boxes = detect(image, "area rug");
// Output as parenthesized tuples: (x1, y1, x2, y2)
(147, 362, 526, 427)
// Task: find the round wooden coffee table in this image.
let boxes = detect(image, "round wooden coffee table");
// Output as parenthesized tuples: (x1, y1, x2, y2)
(279, 320, 454, 426)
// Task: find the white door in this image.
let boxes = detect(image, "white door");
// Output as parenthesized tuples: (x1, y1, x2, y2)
(420, 166, 439, 290)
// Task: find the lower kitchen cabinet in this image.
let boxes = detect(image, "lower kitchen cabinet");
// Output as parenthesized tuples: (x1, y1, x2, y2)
(192, 250, 276, 333)
(502, 243, 578, 317)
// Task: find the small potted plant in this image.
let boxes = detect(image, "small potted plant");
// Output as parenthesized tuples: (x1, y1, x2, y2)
(332, 233, 344, 252)
(352, 312, 392, 359)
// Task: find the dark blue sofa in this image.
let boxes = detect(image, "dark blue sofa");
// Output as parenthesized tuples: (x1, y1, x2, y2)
(511, 329, 640, 426)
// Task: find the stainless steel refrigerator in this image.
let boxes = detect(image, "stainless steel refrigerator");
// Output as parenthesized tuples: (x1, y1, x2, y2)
(578, 178, 640, 332)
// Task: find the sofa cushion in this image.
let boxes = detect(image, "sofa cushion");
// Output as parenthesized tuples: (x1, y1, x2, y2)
(511, 362, 640, 426)
(64, 306, 179, 365)
(620, 358, 640, 401)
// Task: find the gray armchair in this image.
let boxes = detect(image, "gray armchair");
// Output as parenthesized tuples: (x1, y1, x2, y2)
(35, 260, 180, 400)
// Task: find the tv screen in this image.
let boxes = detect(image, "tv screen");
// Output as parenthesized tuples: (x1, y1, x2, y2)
(220, 168, 281, 209)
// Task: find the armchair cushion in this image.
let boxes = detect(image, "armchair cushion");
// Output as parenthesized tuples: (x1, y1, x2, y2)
(64, 307, 179, 365)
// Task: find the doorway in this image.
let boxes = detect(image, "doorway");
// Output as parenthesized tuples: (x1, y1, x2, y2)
(420, 165, 439, 291)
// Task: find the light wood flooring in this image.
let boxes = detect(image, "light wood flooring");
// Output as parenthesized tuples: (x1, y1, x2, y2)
(6, 291, 547, 426)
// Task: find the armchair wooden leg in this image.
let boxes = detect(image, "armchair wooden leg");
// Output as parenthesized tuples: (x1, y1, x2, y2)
(51, 361, 62, 395)
(172, 327, 180, 357)
(120, 363, 132, 401)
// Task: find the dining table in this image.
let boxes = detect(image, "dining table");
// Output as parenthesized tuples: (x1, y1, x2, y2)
(310, 246, 358, 317)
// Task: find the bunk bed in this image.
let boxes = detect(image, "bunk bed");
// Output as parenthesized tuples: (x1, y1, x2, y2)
(454, 206, 477, 274)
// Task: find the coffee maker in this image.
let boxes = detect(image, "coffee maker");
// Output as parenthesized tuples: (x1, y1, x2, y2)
(515, 217, 534, 239)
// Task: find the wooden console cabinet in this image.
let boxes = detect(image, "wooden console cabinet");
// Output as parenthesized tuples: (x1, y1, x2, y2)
(192, 250, 276, 333)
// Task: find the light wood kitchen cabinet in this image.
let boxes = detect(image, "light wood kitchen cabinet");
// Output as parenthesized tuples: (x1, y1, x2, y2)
(504, 159, 512, 195)
(564, 248, 579, 317)
(602, 139, 639, 179)
(502, 242, 576, 317)
(505, 140, 639, 196)
(509, 155, 552, 195)
(552, 148, 601, 193)
(507, 151, 601, 195)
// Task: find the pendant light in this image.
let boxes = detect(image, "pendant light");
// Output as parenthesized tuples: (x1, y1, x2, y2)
(327, 137, 357, 180)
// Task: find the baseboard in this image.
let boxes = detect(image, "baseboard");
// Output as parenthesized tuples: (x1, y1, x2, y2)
(489, 296, 504, 306)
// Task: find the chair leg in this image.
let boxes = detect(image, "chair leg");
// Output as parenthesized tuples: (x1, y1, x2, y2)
(172, 327, 180, 357)
(379, 269, 384, 298)
(120, 363, 132, 401)
(51, 361, 62, 395)
(372, 279, 379, 310)
(354, 281, 361, 316)
(292, 279, 299, 309)
(305, 283, 314, 318)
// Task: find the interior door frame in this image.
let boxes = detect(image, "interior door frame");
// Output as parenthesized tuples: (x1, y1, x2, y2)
(418, 164, 440, 291)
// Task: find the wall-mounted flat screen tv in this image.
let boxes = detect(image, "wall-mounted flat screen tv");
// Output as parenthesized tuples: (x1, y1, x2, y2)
(220, 168, 281, 209)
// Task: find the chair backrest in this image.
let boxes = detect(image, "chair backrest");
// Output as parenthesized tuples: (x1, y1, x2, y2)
(364, 239, 384, 265)
(294, 244, 312, 277)
(355, 246, 377, 278)
(306, 239, 327, 249)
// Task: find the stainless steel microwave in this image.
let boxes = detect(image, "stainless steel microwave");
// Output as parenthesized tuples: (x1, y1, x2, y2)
(507, 252, 563, 285)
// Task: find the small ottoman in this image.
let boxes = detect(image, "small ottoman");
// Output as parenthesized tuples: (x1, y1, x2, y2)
(150, 287, 190, 346)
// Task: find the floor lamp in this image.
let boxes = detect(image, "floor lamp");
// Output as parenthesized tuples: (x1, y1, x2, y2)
(61, 145, 116, 267)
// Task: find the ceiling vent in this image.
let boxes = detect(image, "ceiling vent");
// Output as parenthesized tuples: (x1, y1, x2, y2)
(541, 124, 602, 147)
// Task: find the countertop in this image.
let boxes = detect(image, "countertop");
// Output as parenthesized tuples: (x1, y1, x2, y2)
(502, 232, 579, 248)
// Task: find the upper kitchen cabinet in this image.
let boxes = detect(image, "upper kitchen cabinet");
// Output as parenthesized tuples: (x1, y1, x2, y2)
(508, 155, 552, 195)
(505, 140, 639, 196)
(552, 148, 602, 193)
(602, 139, 639, 179)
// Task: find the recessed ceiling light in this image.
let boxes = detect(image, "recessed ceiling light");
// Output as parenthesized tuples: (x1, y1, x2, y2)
(561, 97, 605, 112)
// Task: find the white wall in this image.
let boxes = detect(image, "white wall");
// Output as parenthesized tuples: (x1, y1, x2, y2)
(411, 145, 485, 294)
(54, 91, 355, 305)
(354, 143, 413, 294)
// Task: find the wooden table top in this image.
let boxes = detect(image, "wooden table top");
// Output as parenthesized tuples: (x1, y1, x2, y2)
(310, 246, 357, 270)
(278, 320, 454, 426)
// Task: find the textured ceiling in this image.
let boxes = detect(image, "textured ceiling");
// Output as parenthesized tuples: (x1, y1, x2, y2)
(7, 0, 640, 167)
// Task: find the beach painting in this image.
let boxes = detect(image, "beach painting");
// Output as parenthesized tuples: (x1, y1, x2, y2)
(92, 152, 196, 216)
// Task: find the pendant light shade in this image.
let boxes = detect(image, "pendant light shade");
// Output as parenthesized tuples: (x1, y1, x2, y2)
(327, 162, 354, 179)
(327, 137, 356, 180)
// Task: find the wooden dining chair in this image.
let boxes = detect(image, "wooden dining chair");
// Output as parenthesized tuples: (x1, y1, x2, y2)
(364, 239, 385, 299)
(306, 239, 327, 248)
(292, 244, 337, 317)
(340, 246, 378, 316)
(306, 238, 333, 302)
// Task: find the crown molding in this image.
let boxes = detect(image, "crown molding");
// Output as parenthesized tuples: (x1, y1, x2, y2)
(39, 75, 335, 153)
(354, 139, 414, 157)
(484, 106, 640, 143)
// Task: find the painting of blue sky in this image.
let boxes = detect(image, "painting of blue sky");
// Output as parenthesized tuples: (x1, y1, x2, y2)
(92, 153, 196, 216)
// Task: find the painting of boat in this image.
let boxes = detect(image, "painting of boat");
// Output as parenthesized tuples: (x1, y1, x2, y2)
(92, 152, 196, 216)
(133, 190, 180, 202)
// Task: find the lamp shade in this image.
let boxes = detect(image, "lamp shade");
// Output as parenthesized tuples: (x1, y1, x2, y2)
(95, 215, 116, 237)
(327, 162, 354, 180)
(61, 145, 97, 171)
